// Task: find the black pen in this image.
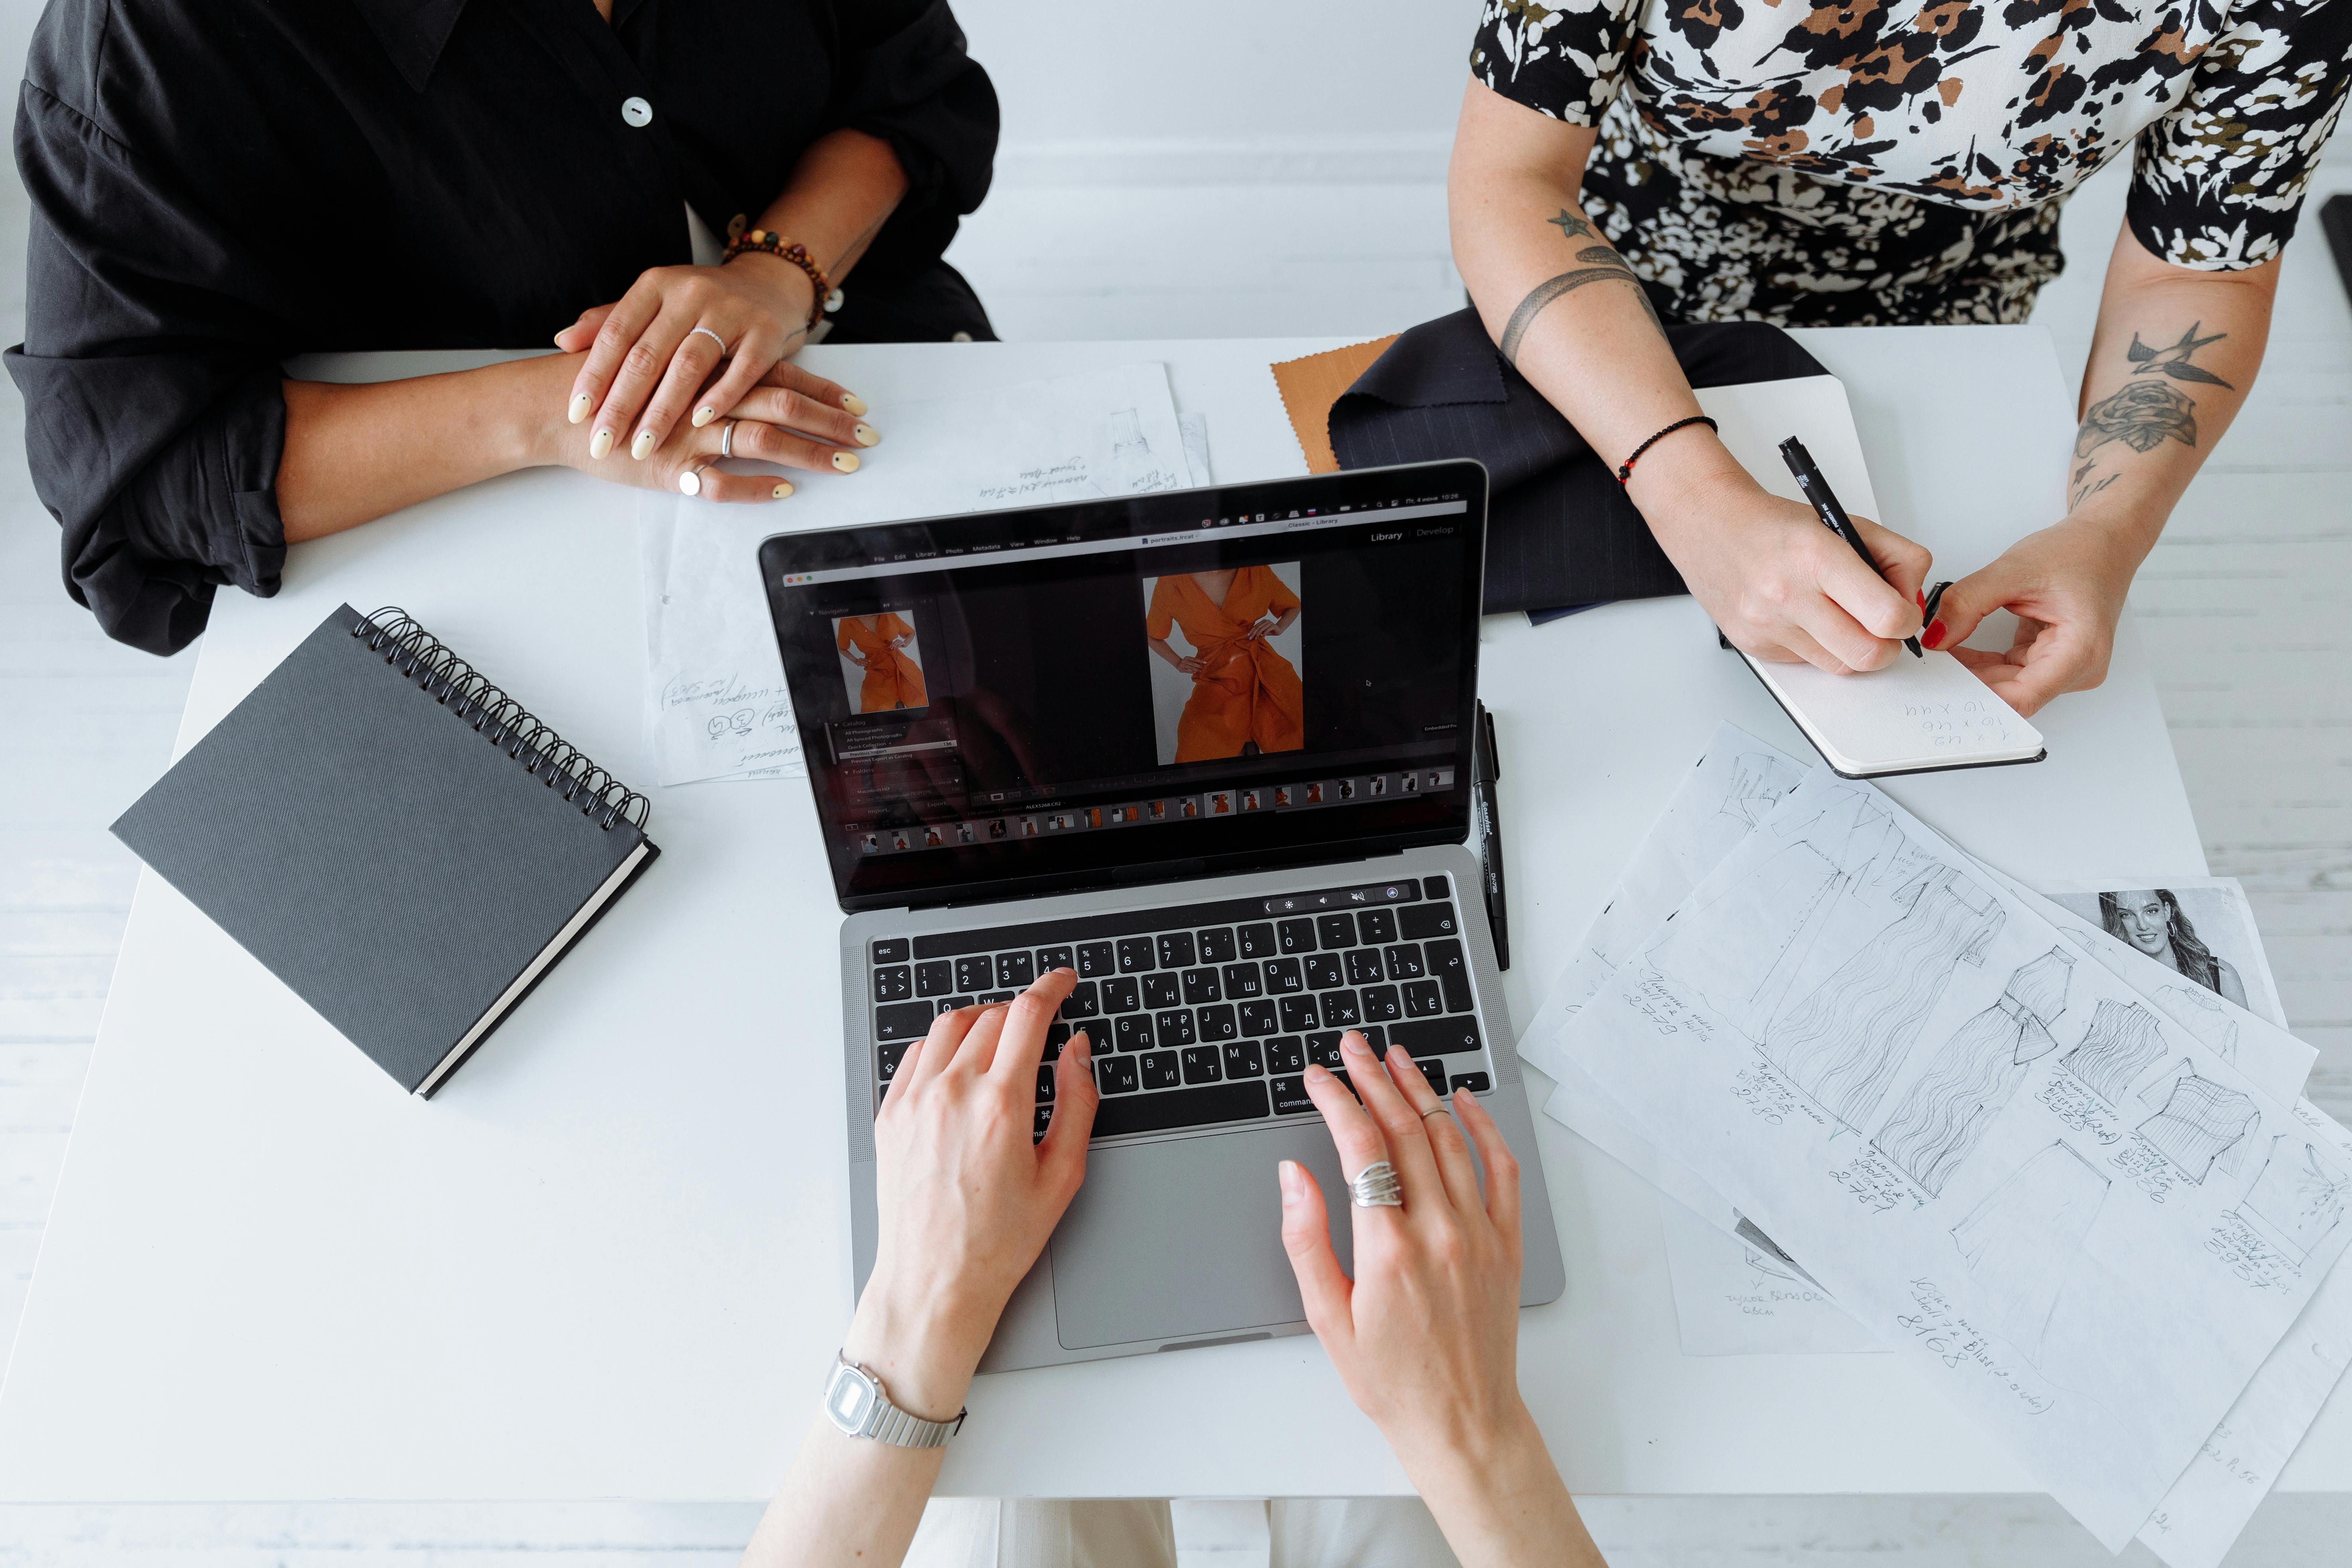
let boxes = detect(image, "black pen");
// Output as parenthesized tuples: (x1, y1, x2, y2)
(1778, 436, 1922, 659)
(1472, 700, 1510, 970)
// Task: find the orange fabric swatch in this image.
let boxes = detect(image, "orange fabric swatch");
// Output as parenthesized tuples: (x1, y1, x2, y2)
(1270, 336, 1398, 473)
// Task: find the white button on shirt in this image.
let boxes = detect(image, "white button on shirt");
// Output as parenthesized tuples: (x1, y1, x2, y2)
(620, 96, 653, 127)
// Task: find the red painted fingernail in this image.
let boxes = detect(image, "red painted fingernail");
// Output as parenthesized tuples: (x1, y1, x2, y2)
(1922, 619, 1946, 650)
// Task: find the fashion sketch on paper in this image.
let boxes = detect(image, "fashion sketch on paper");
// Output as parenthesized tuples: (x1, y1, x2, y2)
(1874, 947, 2076, 1196)
(2060, 998, 2168, 1105)
(1144, 566, 1303, 763)
(2237, 1137, 2352, 1266)
(2136, 1073, 2260, 1185)
(1950, 1141, 2111, 1366)
(836, 613, 927, 713)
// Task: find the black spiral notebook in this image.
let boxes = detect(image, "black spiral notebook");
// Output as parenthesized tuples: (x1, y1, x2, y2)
(112, 605, 660, 1096)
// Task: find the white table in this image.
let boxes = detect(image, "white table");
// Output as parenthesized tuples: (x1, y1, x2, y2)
(6, 329, 2339, 1505)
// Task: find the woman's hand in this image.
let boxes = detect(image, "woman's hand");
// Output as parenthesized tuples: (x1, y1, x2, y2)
(847, 975, 1098, 1419)
(1925, 513, 2146, 717)
(555, 259, 878, 464)
(1176, 656, 1206, 676)
(1244, 616, 1278, 642)
(537, 356, 876, 501)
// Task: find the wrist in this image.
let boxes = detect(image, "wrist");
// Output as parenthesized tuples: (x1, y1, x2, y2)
(1624, 433, 1760, 539)
(506, 353, 575, 471)
(841, 1272, 990, 1422)
(1386, 1396, 1552, 1512)
(723, 251, 816, 331)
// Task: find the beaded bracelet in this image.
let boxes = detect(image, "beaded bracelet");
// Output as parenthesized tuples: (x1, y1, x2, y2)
(721, 229, 830, 331)
(1615, 414, 1718, 484)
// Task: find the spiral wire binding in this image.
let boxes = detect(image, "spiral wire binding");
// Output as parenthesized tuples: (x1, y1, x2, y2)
(352, 607, 651, 832)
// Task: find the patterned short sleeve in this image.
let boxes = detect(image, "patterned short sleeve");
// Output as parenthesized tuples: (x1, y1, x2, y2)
(2128, 0, 2352, 269)
(1470, 0, 1646, 127)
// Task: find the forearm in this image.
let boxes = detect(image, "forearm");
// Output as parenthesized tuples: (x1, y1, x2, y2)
(729, 128, 909, 318)
(1394, 1403, 1604, 1568)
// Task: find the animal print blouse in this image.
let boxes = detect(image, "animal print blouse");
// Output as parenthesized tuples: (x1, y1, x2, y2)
(1471, 0, 2352, 325)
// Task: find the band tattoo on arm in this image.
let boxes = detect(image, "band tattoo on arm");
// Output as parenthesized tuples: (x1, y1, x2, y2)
(1499, 209, 1665, 363)
(2068, 323, 2230, 509)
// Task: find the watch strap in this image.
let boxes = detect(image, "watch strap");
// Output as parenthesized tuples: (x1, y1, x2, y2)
(830, 1352, 966, 1449)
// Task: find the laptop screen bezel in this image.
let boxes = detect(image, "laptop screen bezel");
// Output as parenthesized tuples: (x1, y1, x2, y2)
(757, 459, 1488, 914)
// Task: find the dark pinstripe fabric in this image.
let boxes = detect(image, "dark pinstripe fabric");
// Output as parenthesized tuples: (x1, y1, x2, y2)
(1328, 309, 1825, 616)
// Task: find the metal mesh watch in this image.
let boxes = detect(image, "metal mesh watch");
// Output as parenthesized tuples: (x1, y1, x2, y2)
(823, 1352, 966, 1448)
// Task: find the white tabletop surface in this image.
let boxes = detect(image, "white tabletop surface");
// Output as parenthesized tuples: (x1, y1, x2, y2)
(5, 328, 2338, 1503)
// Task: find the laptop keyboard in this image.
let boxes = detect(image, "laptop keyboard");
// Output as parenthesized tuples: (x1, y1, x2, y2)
(864, 874, 1495, 1140)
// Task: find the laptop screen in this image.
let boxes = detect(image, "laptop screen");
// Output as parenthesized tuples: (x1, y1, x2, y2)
(758, 460, 1487, 910)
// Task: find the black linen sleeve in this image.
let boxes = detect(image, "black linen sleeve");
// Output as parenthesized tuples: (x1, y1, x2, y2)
(827, 0, 998, 262)
(5, 79, 292, 657)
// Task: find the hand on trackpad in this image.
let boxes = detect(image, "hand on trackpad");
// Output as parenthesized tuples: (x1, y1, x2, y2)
(1049, 1123, 1353, 1350)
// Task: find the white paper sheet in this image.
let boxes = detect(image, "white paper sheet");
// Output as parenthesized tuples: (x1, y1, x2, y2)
(1657, 1193, 1887, 1356)
(643, 365, 1198, 786)
(2040, 877, 2290, 1033)
(1556, 766, 2352, 1550)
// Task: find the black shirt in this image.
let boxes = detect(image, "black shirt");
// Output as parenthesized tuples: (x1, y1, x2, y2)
(7, 0, 998, 656)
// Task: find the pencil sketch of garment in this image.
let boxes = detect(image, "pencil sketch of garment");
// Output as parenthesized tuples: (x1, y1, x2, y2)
(1950, 1142, 2110, 1364)
(1874, 947, 2076, 1195)
(1764, 864, 2006, 1127)
(2137, 1074, 2260, 1184)
(2158, 982, 2240, 1063)
(1718, 751, 1796, 830)
(2060, 999, 2168, 1105)
(1649, 839, 1842, 1037)
(2239, 1137, 2352, 1265)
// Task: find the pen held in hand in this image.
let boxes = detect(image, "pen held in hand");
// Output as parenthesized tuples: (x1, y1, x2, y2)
(1777, 435, 1922, 659)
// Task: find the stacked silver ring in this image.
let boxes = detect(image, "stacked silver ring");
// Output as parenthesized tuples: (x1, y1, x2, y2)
(1349, 1160, 1403, 1209)
(689, 325, 728, 354)
(720, 419, 736, 459)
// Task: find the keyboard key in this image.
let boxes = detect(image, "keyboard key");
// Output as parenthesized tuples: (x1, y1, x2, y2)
(1390, 1017, 1484, 1056)
(1402, 980, 1445, 1017)
(1270, 1075, 1315, 1115)
(1036, 945, 1075, 973)
(1117, 937, 1156, 972)
(1092, 1080, 1270, 1138)
(1113, 1014, 1155, 1051)
(1329, 1068, 1359, 1100)
(1143, 973, 1181, 1010)
(1062, 981, 1101, 1019)
(940, 996, 975, 1015)
(1197, 927, 1237, 963)
(1034, 1104, 1054, 1139)
(1277, 918, 1317, 954)
(1360, 984, 1403, 1022)
(1180, 1046, 1224, 1085)
(1450, 1071, 1492, 1094)
(1422, 875, 1450, 900)
(1098, 1055, 1139, 1094)
(1197, 1004, 1239, 1042)
(1037, 1065, 1057, 1102)
(1140, 1050, 1182, 1090)
(1304, 954, 1345, 990)
(915, 960, 953, 997)
(877, 1041, 908, 1081)
(1045, 1022, 1071, 1059)
(874, 964, 913, 1001)
(1345, 949, 1385, 986)
(996, 951, 1036, 988)
(979, 992, 1014, 1004)
(1221, 962, 1263, 999)
(1180, 967, 1222, 1004)
(1263, 957, 1304, 994)
(1265, 1036, 1307, 1073)
(1155, 1008, 1197, 1047)
(1076, 941, 1115, 978)
(1318, 990, 1361, 1028)
(1157, 932, 1197, 969)
(1414, 1058, 1447, 1095)
(1359, 1025, 1387, 1050)
(1384, 944, 1426, 980)
(1223, 1041, 1264, 1078)
(1306, 1032, 1345, 1069)
(1278, 995, 1321, 1032)
(1357, 908, 1397, 944)
(1315, 913, 1358, 949)
(871, 938, 910, 963)
(1237, 922, 1278, 959)
(1101, 976, 1141, 1013)
(1237, 999, 1278, 1036)
(955, 956, 994, 993)
(874, 1002, 933, 1042)
(1400, 904, 1458, 940)
(1426, 939, 1473, 1011)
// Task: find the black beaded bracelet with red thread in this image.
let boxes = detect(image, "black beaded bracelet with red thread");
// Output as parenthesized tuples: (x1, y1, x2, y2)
(720, 229, 830, 331)
(1614, 414, 1718, 484)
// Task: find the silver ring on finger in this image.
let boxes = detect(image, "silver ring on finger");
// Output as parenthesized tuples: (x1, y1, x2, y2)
(689, 325, 728, 355)
(1349, 1160, 1404, 1209)
(720, 419, 736, 460)
(1420, 1105, 1452, 1121)
(680, 463, 708, 498)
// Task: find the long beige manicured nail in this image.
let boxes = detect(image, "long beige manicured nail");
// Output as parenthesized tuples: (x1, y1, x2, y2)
(772, 482, 794, 500)
(832, 451, 860, 474)
(630, 429, 657, 461)
(841, 393, 868, 417)
(692, 405, 717, 427)
(853, 422, 880, 447)
(588, 428, 615, 460)
(568, 393, 591, 424)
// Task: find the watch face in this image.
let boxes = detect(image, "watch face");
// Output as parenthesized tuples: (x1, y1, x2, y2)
(825, 1362, 878, 1435)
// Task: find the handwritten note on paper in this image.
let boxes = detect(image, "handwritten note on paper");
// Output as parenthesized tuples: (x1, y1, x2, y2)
(643, 364, 1199, 786)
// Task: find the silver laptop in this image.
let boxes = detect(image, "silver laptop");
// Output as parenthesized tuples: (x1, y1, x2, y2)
(759, 459, 1565, 1370)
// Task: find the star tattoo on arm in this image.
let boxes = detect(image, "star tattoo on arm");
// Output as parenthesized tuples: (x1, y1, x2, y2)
(1546, 208, 1593, 241)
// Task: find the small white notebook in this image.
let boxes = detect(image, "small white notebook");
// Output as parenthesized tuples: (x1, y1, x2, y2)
(1693, 377, 2046, 778)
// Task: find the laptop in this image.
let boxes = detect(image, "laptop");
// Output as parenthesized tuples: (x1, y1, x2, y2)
(758, 458, 1566, 1370)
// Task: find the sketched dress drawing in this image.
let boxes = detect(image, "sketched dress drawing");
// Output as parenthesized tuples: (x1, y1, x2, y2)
(1950, 1142, 2111, 1365)
(2137, 1074, 2260, 1184)
(1874, 947, 2076, 1196)
(2239, 1137, 2352, 1266)
(1764, 864, 2006, 1128)
(2060, 1000, 2168, 1105)
(1651, 839, 1842, 1035)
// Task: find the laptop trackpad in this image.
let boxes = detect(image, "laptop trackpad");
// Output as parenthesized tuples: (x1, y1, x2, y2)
(1049, 1123, 1353, 1350)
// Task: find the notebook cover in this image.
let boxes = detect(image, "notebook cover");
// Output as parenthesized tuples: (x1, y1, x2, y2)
(112, 605, 658, 1093)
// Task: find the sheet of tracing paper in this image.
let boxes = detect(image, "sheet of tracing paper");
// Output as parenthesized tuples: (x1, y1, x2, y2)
(639, 365, 1207, 785)
(1521, 723, 2352, 1563)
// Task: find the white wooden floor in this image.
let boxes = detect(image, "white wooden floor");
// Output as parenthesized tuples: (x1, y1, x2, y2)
(3, 148, 2348, 1563)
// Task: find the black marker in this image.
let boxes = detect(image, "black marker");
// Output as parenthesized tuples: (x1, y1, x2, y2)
(1472, 700, 1510, 970)
(1778, 436, 1921, 659)
(1921, 578, 1955, 629)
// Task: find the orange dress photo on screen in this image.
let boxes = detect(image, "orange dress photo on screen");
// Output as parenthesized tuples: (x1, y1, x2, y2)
(836, 613, 927, 712)
(1145, 567, 1303, 762)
